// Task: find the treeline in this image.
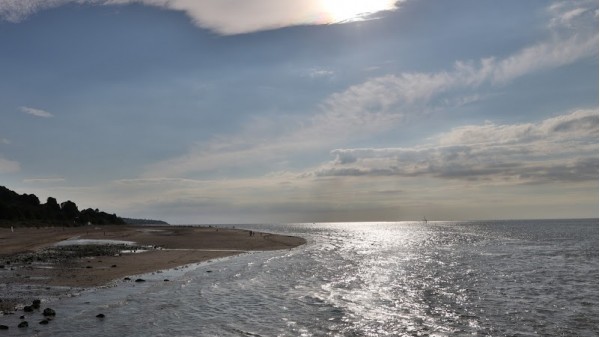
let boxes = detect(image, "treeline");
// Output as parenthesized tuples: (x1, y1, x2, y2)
(122, 218, 169, 225)
(0, 186, 125, 226)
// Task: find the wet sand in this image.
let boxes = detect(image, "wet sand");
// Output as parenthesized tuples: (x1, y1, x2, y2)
(0, 225, 305, 289)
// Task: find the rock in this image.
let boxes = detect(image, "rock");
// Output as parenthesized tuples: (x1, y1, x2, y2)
(86, 266, 92, 269)
(17, 321, 28, 328)
(111, 265, 117, 268)
(206, 270, 212, 273)
(42, 308, 56, 317)
(23, 306, 33, 312)
(39, 319, 49, 325)
(123, 277, 131, 281)
(19, 316, 24, 319)
(32, 299, 41, 309)
(0, 325, 8, 330)
(96, 313, 105, 318)
(164, 279, 169, 282)
(134, 278, 145, 283)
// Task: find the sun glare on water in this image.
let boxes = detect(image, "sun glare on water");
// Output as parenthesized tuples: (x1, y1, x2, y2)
(319, 0, 398, 23)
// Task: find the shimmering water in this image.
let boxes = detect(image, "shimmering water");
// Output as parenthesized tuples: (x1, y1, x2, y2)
(2, 219, 598, 336)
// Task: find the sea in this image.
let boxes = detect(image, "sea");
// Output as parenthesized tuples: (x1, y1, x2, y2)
(1, 219, 598, 336)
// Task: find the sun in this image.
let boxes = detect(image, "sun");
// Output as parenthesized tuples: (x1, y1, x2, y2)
(319, 0, 397, 23)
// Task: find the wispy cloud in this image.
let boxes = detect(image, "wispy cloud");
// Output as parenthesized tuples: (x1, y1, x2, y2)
(141, 5, 598, 180)
(19, 106, 54, 118)
(22, 177, 66, 184)
(548, 0, 598, 28)
(307, 109, 599, 185)
(307, 68, 335, 79)
(0, 0, 400, 35)
(321, 31, 597, 126)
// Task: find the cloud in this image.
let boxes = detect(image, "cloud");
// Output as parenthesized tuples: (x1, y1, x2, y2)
(319, 1, 597, 124)
(321, 31, 597, 124)
(307, 68, 335, 79)
(548, 0, 598, 28)
(19, 106, 54, 118)
(307, 109, 599, 185)
(109, 0, 596, 181)
(22, 177, 66, 184)
(142, 21, 598, 179)
(0, 0, 400, 35)
(0, 0, 72, 22)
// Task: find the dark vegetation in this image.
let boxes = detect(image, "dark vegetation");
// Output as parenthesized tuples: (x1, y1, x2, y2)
(0, 186, 124, 227)
(121, 217, 169, 225)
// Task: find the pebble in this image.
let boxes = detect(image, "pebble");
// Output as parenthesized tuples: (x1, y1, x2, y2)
(43, 308, 56, 317)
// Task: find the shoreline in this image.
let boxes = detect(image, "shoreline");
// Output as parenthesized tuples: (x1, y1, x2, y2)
(0, 225, 306, 311)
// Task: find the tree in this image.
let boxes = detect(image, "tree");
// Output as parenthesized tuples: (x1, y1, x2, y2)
(45, 197, 61, 220)
(60, 200, 79, 222)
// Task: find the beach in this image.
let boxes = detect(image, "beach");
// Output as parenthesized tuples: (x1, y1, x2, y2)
(0, 225, 305, 311)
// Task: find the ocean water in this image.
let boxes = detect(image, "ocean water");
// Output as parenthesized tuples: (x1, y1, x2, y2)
(1, 219, 597, 336)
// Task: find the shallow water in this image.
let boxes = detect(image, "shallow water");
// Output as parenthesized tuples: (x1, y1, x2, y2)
(54, 239, 137, 246)
(1, 219, 597, 336)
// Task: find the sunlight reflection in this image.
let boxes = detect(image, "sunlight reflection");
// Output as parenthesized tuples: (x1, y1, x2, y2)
(308, 222, 485, 335)
(319, 0, 398, 23)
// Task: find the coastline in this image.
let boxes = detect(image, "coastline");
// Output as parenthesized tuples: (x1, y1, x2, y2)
(0, 225, 306, 311)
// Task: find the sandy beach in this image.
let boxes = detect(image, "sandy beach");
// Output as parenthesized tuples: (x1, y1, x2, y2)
(0, 225, 305, 310)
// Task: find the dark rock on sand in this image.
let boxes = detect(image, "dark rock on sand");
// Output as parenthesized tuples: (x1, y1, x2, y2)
(42, 308, 56, 316)
(0, 325, 8, 330)
(96, 314, 105, 318)
(18, 321, 28, 328)
(123, 277, 131, 281)
(19, 316, 24, 320)
(134, 278, 145, 282)
(39, 319, 49, 325)
(32, 299, 41, 309)
(23, 306, 33, 312)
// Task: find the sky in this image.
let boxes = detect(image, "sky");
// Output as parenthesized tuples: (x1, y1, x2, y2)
(0, 0, 598, 224)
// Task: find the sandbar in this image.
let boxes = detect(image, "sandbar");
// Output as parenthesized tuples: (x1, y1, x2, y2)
(0, 225, 305, 310)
